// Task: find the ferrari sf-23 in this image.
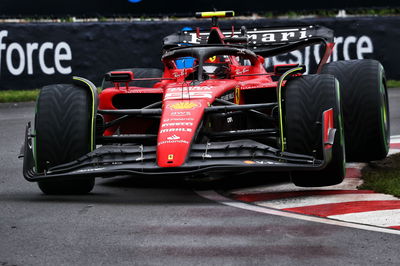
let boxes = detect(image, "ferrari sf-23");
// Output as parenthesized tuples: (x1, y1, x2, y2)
(21, 11, 390, 194)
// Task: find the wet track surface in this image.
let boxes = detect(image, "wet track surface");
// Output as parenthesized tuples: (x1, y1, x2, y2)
(1, 89, 400, 265)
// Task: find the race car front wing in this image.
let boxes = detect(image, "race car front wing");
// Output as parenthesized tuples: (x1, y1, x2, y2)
(22, 109, 335, 182)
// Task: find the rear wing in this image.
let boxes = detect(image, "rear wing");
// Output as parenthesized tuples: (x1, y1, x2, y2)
(163, 25, 334, 51)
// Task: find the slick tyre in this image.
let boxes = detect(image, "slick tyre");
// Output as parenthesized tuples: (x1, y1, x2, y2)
(285, 74, 346, 187)
(321, 59, 390, 162)
(35, 84, 95, 194)
(102, 68, 163, 89)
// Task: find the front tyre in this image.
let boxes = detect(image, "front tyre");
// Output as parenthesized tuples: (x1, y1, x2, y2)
(35, 84, 95, 194)
(285, 74, 346, 187)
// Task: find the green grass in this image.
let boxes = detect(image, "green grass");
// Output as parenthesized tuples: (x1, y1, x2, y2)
(359, 153, 400, 198)
(0, 89, 39, 103)
(387, 80, 400, 88)
(347, 8, 400, 17)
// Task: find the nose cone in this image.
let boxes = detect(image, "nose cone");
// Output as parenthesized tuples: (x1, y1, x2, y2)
(157, 100, 205, 167)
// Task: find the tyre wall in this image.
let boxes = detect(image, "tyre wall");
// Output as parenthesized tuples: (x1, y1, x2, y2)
(0, 16, 399, 90)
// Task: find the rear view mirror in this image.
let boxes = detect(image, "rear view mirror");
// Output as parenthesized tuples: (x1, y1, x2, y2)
(104, 71, 134, 83)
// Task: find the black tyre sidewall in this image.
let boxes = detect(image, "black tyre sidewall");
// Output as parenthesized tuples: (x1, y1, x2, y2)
(285, 74, 345, 187)
(35, 84, 95, 194)
(322, 59, 390, 162)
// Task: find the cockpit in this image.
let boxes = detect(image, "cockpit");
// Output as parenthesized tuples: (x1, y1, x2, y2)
(162, 45, 260, 81)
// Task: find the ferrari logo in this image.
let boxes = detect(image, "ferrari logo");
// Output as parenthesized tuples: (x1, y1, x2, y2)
(168, 154, 174, 160)
(209, 56, 216, 62)
(235, 87, 241, 104)
(169, 102, 199, 110)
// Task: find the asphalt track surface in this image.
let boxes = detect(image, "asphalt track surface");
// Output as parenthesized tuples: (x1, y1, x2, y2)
(1, 89, 400, 265)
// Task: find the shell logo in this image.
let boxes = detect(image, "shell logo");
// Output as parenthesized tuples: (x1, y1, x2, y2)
(169, 102, 199, 110)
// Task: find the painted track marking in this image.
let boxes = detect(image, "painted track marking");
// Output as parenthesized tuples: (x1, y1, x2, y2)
(196, 190, 400, 235)
(256, 193, 398, 209)
(329, 209, 400, 227)
(196, 137, 400, 235)
(283, 200, 400, 217)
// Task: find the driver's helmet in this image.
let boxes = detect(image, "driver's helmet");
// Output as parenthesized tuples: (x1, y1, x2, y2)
(175, 27, 196, 69)
(203, 55, 230, 79)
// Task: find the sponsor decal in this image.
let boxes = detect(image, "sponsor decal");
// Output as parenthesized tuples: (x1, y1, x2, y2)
(167, 86, 212, 92)
(173, 72, 185, 78)
(242, 83, 276, 89)
(163, 117, 194, 122)
(167, 134, 180, 140)
(243, 160, 256, 164)
(168, 101, 199, 110)
(129, 89, 163, 94)
(0, 30, 72, 76)
(170, 111, 191, 116)
(235, 68, 250, 75)
(158, 139, 189, 145)
(160, 128, 192, 133)
(162, 122, 193, 127)
(165, 91, 213, 100)
(187, 28, 308, 44)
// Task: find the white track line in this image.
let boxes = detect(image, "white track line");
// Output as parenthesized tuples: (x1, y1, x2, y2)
(229, 177, 363, 195)
(196, 139, 400, 235)
(329, 209, 400, 227)
(257, 193, 399, 209)
(196, 190, 400, 235)
(388, 149, 400, 155)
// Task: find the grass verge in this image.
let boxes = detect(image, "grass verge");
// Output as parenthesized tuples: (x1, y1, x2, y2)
(387, 80, 400, 88)
(359, 153, 400, 198)
(0, 89, 39, 103)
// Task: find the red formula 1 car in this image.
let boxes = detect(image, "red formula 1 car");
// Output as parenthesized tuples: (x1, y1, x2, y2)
(22, 11, 390, 194)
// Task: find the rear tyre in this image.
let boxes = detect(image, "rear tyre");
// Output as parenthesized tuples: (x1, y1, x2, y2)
(321, 59, 390, 162)
(285, 74, 346, 187)
(102, 68, 163, 88)
(35, 84, 95, 194)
